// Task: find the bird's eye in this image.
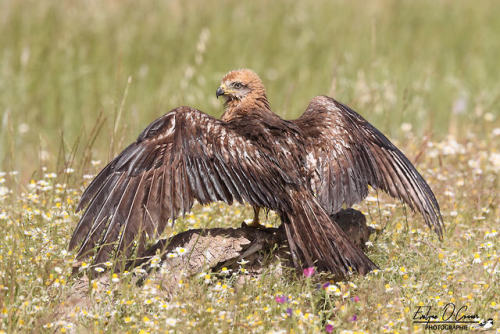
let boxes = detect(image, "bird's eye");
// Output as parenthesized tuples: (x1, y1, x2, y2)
(233, 82, 243, 89)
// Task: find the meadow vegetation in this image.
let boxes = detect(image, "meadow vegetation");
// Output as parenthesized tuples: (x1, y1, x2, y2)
(0, 0, 498, 332)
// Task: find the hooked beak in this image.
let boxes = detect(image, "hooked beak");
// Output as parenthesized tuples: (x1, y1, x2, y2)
(216, 86, 225, 99)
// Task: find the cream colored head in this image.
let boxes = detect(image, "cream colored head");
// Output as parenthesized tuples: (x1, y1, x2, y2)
(216, 69, 266, 105)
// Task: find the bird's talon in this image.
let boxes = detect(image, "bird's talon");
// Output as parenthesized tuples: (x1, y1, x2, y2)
(242, 221, 267, 229)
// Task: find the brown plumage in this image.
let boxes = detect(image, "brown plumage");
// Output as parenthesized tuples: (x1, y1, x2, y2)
(69, 69, 443, 277)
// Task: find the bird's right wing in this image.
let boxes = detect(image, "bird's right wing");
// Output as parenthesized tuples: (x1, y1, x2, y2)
(69, 106, 292, 264)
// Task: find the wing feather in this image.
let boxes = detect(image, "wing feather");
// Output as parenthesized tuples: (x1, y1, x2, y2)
(296, 96, 443, 237)
(93, 176, 141, 264)
(70, 106, 292, 263)
(73, 173, 129, 255)
(117, 172, 148, 254)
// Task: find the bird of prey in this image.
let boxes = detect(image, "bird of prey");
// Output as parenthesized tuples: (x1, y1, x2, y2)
(69, 69, 443, 277)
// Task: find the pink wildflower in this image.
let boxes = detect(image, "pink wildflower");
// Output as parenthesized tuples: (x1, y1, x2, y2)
(303, 267, 315, 277)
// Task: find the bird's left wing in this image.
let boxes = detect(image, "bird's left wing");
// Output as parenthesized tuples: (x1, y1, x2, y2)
(69, 106, 291, 264)
(294, 96, 443, 237)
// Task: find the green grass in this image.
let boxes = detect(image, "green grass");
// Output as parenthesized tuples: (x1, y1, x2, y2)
(1, 0, 499, 174)
(0, 0, 499, 332)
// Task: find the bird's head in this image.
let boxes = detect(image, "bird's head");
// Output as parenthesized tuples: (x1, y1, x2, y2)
(216, 69, 267, 111)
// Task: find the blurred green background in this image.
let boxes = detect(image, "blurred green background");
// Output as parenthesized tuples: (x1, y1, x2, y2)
(1, 0, 499, 177)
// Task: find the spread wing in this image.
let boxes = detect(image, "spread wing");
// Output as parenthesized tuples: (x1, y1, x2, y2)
(69, 106, 292, 264)
(295, 96, 443, 237)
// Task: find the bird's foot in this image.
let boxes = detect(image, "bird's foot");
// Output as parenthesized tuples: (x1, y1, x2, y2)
(241, 220, 267, 229)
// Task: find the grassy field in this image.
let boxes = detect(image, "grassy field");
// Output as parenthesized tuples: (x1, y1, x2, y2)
(0, 0, 499, 332)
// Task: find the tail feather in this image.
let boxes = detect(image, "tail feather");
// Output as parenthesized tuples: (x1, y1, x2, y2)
(282, 190, 377, 277)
